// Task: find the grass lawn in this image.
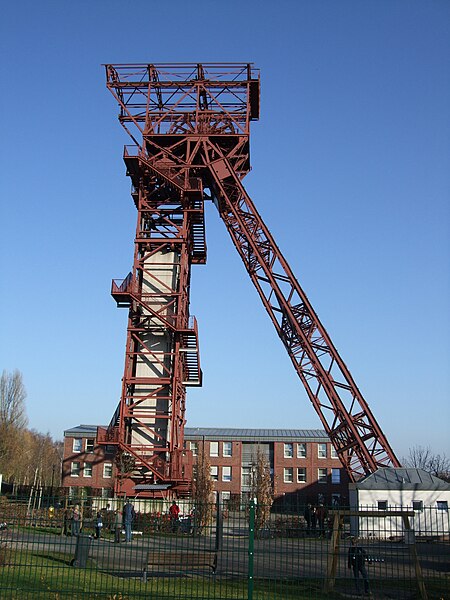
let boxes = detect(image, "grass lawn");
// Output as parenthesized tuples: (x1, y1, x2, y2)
(0, 549, 336, 600)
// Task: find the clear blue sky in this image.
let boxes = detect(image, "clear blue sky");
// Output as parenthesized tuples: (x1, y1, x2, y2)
(1, 0, 449, 459)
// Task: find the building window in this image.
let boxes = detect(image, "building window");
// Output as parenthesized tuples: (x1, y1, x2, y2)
(70, 462, 81, 477)
(318, 443, 327, 458)
(284, 467, 294, 483)
(331, 468, 341, 484)
(190, 441, 198, 456)
(209, 441, 219, 457)
(297, 467, 307, 483)
(378, 500, 388, 510)
(318, 468, 327, 484)
(412, 501, 423, 511)
(437, 501, 448, 511)
(297, 443, 307, 458)
(222, 466, 232, 482)
(101, 488, 112, 499)
(85, 439, 95, 453)
(73, 438, 82, 453)
(223, 442, 232, 457)
(103, 463, 113, 478)
(242, 467, 252, 487)
(330, 446, 338, 459)
(83, 463, 92, 477)
(210, 466, 218, 481)
(222, 491, 231, 502)
(284, 443, 294, 458)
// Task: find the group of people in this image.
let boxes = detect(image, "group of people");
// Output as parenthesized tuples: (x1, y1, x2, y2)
(303, 503, 329, 535)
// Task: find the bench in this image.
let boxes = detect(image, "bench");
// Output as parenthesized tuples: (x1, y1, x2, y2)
(142, 550, 217, 582)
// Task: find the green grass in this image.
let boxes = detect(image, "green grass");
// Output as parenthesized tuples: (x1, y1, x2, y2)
(0, 549, 336, 599)
(1, 548, 448, 599)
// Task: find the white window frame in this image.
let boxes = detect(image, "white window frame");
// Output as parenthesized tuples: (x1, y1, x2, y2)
(103, 463, 113, 478)
(85, 438, 95, 453)
(284, 443, 294, 458)
(72, 438, 82, 453)
(83, 462, 92, 478)
(318, 468, 327, 484)
(190, 441, 198, 456)
(101, 487, 112, 499)
(284, 467, 294, 483)
(330, 446, 338, 459)
(70, 462, 81, 477)
(297, 443, 307, 458)
(331, 468, 340, 484)
(223, 441, 232, 457)
(210, 465, 218, 481)
(297, 467, 307, 483)
(318, 443, 327, 459)
(242, 466, 252, 487)
(209, 441, 219, 457)
(222, 466, 232, 482)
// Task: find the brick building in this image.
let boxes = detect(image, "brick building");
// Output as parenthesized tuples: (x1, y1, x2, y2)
(63, 425, 349, 504)
(185, 428, 349, 506)
(62, 425, 116, 499)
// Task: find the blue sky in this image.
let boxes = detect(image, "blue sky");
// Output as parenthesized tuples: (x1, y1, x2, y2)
(1, 0, 449, 459)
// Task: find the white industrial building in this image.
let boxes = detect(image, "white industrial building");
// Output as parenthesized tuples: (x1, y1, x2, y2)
(349, 468, 450, 539)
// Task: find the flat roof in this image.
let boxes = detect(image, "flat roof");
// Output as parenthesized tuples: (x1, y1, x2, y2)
(64, 424, 329, 442)
(184, 427, 329, 442)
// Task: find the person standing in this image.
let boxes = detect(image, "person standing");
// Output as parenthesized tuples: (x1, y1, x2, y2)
(169, 500, 180, 532)
(304, 504, 313, 534)
(122, 501, 136, 542)
(95, 511, 103, 539)
(72, 505, 81, 536)
(114, 509, 122, 543)
(348, 537, 370, 595)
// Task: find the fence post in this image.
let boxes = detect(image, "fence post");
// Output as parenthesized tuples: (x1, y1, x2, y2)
(215, 492, 223, 551)
(402, 514, 428, 600)
(248, 499, 255, 600)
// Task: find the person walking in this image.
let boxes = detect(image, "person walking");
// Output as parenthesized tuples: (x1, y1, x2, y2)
(348, 537, 370, 595)
(122, 500, 136, 542)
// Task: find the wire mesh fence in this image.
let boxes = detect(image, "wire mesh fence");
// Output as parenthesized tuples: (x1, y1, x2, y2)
(0, 491, 448, 599)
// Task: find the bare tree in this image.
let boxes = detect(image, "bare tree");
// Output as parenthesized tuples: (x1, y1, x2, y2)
(403, 445, 450, 482)
(192, 444, 213, 534)
(250, 447, 273, 533)
(0, 370, 27, 429)
(0, 370, 28, 477)
(114, 449, 136, 496)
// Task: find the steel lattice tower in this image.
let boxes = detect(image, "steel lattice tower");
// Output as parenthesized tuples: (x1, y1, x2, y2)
(99, 63, 399, 497)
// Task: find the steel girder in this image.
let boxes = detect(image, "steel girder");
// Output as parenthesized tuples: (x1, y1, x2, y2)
(103, 63, 399, 488)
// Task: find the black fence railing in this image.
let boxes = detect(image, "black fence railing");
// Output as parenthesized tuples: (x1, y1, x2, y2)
(0, 492, 448, 599)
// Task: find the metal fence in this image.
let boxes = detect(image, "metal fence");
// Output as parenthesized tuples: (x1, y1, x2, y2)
(0, 492, 448, 599)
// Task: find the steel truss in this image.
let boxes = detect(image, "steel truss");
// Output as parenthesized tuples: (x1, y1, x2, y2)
(101, 63, 399, 492)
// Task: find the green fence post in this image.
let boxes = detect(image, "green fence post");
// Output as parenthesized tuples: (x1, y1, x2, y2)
(248, 499, 255, 600)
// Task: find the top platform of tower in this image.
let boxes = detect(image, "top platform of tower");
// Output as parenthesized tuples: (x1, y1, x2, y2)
(104, 63, 260, 141)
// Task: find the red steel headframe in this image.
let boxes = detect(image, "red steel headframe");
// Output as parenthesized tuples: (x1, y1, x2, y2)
(103, 63, 399, 488)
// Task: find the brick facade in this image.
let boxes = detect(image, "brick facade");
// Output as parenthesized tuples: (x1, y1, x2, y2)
(62, 426, 350, 504)
(62, 425, 116, 498)
(186, 429, 349, 505)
